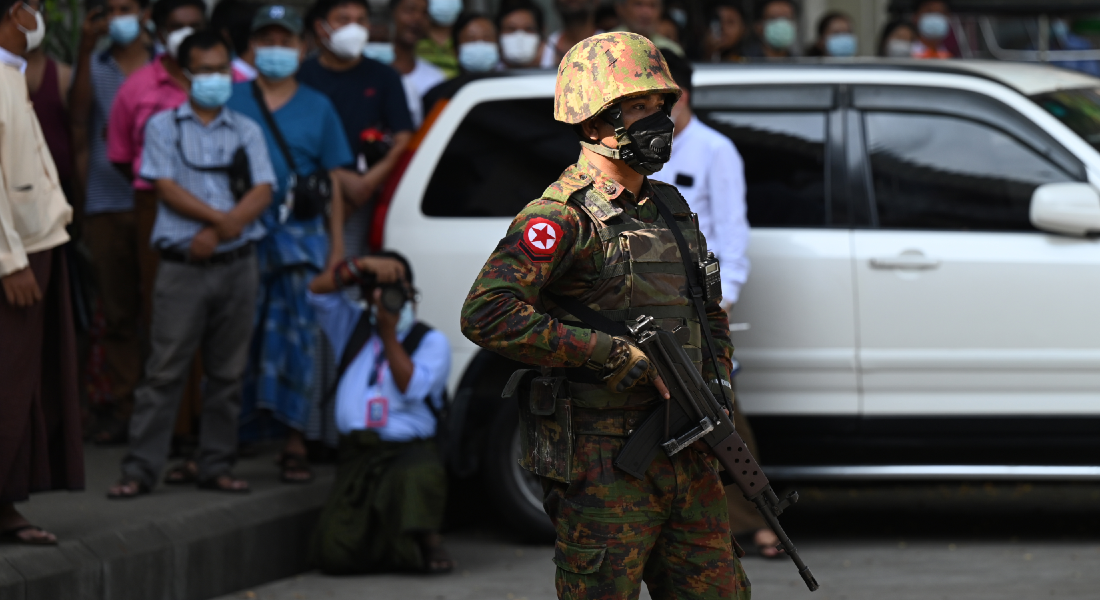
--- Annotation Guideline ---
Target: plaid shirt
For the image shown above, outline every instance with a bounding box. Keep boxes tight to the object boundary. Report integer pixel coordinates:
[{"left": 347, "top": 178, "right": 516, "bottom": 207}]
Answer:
[{"left": 139, "top": 102, "right": 275, "bottom": 253}]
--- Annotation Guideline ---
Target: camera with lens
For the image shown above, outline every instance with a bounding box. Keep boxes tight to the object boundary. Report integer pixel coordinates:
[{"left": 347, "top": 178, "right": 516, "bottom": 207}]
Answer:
[{"left": 358, "top": 271, "right": 410, "bottom": 313}]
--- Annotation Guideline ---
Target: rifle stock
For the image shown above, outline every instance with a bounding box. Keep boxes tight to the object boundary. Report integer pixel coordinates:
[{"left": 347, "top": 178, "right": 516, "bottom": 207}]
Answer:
[{"left": 628, "top": 315, "right": 820, "bottom": 592}]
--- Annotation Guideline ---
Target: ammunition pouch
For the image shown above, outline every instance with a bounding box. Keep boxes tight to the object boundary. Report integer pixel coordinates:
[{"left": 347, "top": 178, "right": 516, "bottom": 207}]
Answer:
[{"left": 503, "top": 370, "right": 574, "bottom": 483}]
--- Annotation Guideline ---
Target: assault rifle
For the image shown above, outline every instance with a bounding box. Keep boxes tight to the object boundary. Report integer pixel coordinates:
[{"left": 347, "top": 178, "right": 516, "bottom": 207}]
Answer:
[{"left": 615, "top": 315, "right": 819, "bottom": 592}]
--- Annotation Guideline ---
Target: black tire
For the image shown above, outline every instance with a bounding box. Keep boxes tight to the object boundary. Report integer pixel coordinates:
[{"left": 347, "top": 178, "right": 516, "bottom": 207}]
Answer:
[{"left": 482, "top": 397, "right": 556, "bottom": 542}]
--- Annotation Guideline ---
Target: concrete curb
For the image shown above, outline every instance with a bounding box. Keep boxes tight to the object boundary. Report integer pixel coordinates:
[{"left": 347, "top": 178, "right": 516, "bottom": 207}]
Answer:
[{"left": 0, "top": 482, "right": 329, "bottom": 600}]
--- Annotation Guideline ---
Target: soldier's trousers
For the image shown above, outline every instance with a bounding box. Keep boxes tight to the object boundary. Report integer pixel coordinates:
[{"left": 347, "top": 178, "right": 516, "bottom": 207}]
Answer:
[{"left": 543, "top": 431, "right": 751, "bottom": 600}]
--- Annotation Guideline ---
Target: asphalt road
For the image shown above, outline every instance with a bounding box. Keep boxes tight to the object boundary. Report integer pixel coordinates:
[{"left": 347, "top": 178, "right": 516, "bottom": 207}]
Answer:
[{"left": 216, "top": 482, "right": 1100, "bottom": 600}]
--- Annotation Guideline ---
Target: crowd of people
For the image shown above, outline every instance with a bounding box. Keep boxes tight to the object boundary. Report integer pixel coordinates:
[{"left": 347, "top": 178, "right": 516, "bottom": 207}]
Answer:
[{"left": 3, "top": 0, "right": 1098, "bottom": 572}]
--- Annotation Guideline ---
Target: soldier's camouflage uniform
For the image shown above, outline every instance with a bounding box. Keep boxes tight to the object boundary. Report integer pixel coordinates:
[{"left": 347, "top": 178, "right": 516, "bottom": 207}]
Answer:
[{"left": 460, "top": 32, "right": 751, "bottom": 600}]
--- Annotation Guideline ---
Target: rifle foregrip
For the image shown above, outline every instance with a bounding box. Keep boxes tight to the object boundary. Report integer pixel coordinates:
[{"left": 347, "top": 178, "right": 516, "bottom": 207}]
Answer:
[{"left": 711, "top": 431, "right": 771, "bottom": 499}]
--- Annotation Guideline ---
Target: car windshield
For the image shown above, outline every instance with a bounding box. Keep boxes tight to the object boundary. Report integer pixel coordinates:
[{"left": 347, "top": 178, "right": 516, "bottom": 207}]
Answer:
[{"left": 1031, "top": 87, "right": 1100, "bottom": 152}]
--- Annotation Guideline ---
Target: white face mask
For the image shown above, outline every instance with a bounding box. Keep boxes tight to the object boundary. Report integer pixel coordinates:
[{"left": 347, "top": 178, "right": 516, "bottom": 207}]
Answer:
[
  {"left": 325, "top": 22, "right": 369, "bottom": 59},
  {"left": 499, "top": 31, "right": 540, "bottom": 65},
  {"left": 14, "top": 4, "right": 46, "bottom": 52},
  {"left": 458, "top": 41, "right": 499, "bottom": 73},
  {"left": 165, "top": 26, "right": 194, "bottom": 60},
  {"left": 885, "top": 38, "right": 912, "bottom": 58}
]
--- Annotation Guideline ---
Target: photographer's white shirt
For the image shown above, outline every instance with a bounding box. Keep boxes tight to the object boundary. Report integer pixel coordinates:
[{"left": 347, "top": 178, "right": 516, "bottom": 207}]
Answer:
[{"left": 308, "top": 291, "right": 451, "bottom": 441}]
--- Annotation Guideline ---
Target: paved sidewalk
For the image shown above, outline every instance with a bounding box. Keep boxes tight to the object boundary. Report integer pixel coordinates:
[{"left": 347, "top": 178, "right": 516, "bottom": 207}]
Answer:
[
  {"left": 215, "top": 534, "right": 1100, "bottom": 600},
  {"left": 0, "top": 445, "right": 333, "bottom": 600}
]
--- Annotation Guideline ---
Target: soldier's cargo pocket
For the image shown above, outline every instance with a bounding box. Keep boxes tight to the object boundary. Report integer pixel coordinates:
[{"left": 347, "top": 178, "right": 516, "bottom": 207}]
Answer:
[
  {"left": 516, "top": 376, "right": 574, "bottom": 483},
  {"left": 553, "top": 539, "right": 607, "bottom": 574}
]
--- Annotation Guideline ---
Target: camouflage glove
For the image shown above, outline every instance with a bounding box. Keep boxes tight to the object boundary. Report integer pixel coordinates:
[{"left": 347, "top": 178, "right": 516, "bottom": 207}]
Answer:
[{"left": 600, "top": 337, "right": 655, "bottom": 393}]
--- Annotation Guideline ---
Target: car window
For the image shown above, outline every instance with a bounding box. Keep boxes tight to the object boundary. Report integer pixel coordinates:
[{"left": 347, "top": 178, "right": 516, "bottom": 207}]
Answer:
[
  {"left": 698, "top": 111, "right": 829, "bottom": 227},
  {"left": 864, "top": 112, "right": 1074, "bottom": 232},
  {"left": 422, "top": 98, "right": 578, "bottom": 218}
]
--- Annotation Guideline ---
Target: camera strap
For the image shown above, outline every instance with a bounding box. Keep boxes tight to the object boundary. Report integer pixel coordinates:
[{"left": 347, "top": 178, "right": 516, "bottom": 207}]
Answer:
[
  {"left": 173, "top": 106, "right": 236, "bottom": 172},
  {"left": 250, "top": 81, "right": 299, "bottom": 174}
]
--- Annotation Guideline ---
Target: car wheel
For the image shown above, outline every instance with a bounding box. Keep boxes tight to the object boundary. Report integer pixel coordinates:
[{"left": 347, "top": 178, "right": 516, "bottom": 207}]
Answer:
[{"left": 484, "top": 397, "right": 556, "bottom": 542}]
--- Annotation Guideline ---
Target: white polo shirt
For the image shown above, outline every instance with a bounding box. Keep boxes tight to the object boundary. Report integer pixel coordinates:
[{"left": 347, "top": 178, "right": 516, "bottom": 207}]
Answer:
[{"left": 657, "top": 115, "right": 751, "bottom": 305}]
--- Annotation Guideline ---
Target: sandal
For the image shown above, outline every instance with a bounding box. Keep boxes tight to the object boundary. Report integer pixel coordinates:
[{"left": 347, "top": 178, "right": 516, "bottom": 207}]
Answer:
[
  {"left": 0, "top": 525, "right": 58, "bottom": 546},
  {"left": 277, "top": 452, "right": 314, "bottom": 484},
  {"left": 107, "top": 477, "right": 151, "bottom": 500},
  {"left": 197, "top": 473, "right": 250, "bottom": 494},
  {"left": 418, "top": 534, "right": 455, "bottom": 574},
  {"left": 164, "top": 461, "right": 198, "bottom": 486}
]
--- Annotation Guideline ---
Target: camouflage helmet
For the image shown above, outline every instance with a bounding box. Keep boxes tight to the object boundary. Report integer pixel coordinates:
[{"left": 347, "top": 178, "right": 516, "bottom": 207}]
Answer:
[{"left": 554, "top": 32, "right": 682, "bottom": 125}]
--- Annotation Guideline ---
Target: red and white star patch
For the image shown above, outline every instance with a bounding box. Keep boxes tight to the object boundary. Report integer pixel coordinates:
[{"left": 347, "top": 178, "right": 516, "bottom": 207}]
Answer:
[{"left": 520, "top": 218, "right": 562, "bottom": 263}]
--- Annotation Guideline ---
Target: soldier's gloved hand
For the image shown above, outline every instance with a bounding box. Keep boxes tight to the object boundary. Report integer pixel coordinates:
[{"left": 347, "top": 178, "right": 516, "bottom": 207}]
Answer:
[{"left": 601, "top": 337, "right": 655, "bottom": 393}]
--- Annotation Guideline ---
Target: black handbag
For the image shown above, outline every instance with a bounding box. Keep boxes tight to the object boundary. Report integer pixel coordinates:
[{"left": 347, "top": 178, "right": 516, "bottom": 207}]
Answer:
[
  {"left": 251, "top": 82, "right": 333, "bottom": 221},
  {"left": 174, "top": 109, "right": 252, "bottom": 201}
]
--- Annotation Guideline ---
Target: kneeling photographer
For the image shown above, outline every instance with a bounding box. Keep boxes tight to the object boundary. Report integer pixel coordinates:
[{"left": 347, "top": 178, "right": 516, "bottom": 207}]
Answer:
[{"left": 306, "top": 252, "right": 454, "bottom": 574}]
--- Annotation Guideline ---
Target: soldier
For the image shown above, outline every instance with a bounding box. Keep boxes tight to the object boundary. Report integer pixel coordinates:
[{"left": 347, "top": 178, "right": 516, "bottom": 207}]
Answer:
[{"left": 460, "top": 32, "right": 751, "bottom": 600}]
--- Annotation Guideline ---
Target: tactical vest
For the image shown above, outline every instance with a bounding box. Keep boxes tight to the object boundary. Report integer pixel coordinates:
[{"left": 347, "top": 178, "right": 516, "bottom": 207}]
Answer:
[{"left": 547, "top": 182, "right": 708, "bottom": 410}]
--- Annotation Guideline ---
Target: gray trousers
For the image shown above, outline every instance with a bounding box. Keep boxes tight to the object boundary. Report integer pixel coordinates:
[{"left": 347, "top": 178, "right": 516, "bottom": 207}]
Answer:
[{"left": 122, "top": 254, "right": 259, "bottom": 487}]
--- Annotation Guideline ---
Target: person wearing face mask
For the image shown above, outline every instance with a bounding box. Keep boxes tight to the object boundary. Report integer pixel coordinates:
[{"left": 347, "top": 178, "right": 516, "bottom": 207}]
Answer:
[
  {"left": 225, "top": 4, "right": 354, "bottom": 485},
  {"left": 0, "top": 0, "right": 83, "bottom": 547},
  {"left": 299, "top": 0, "right": 414, "bottom": 261},
  {"left": 807, "top": 11, "right": 856, "bottom": 58},
  {"left": 745, "top": 0, "right": 799, "bottom": 59},
  {"left": 1046, "top": 16, "right": 1100, "bottom": 77},
  {"left": 460, "top": 32, "right": 750, "bottom": 599},
  {"left": 496, "top": 0, "right": 544, "bottom": 70},
  {"left": 390, "top": 0, "right": 446, "bottom": 128},
  {"left": 910, "top": 0, "right": 954, "bottom": 59},
  {"left": 70, "top": 0, "right": 153, "bottom": 447},
  {"left": 421, "top": 12, "right": 499, "bottom": 112},
  {"left": 107, "top": 0, "right": 230, "bottom": 476},
  {"left": 307, "top": 252, "right": 454, "bottom": 574},
  {"left": 877, "top": 19, "right": 917, "bottom": 58},
  {"left": 613, "top": 0, "right": 684, "bottom": 56},
  {"left": 416, "top": 0, "right": 460, "bottom": 78},
  {"left": 108, "top": 30, "right": 277, "bottom": 499}
]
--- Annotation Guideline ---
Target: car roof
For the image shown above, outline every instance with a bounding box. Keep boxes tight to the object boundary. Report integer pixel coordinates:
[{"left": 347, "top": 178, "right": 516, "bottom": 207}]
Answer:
[{"left": 690, "top": 59, "right": 1100, "bottom": 96}]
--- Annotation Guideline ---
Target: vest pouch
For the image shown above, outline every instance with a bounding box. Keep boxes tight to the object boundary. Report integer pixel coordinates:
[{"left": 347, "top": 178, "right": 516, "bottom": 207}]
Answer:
[{"left": 516, "top": 376, "right": 573, "bottom": 483}]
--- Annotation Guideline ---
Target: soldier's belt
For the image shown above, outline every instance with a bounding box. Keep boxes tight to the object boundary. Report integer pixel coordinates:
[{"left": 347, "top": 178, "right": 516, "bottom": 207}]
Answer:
[{"left": 571, "top": 407, "right": 653, "bottom": 437}]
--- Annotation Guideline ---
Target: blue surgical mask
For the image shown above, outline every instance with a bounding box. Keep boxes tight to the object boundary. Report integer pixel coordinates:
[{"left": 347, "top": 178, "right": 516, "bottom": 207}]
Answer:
[
  {"left": 109, "top": 14, "right": 141, "bottom": 46},
  {"left": 363, "top": 42, "right": 395, "bottom": 64},
  {"left": 458, "top": 41, "right": 499, "bottom": 73},
  {"left": 428, "top": 0, "right": 462, "bottom": 26},
  {"left": 1052, "top": 19, "right": 1070, "bottom": 42},
  {"left": 918, "top": 13, "right": 949, "bottom": 41},
  {"left": 825, "top": 33, "right": 857, "bottom": 57},
  {"left": 255, "top": 46, "right": 299, "bottom": 79},
  {"left": 763, "top": 18, "right": 796, "bottom": 50},
  {"left": 187, "top": 72, "right": 233, "bottom": 108}
]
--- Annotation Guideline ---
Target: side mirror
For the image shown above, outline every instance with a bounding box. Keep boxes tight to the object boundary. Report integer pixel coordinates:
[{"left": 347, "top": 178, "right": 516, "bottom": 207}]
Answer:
[{"left": 1029, "top": 182, "right": 1100, "bottom": 237}]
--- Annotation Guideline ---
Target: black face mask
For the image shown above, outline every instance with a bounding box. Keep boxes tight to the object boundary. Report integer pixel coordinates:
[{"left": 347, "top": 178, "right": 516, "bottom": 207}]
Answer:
[
  {"left": 580, "top": 103, "right": 676, "bottom": 176},
  {"left": 616, "top": 111, "right": 675, "bottom": 176}
]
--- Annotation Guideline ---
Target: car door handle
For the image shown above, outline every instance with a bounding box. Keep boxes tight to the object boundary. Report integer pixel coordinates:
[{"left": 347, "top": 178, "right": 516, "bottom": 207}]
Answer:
[{"left": 869, "top": 253, "right": 941, "bottom": 270}]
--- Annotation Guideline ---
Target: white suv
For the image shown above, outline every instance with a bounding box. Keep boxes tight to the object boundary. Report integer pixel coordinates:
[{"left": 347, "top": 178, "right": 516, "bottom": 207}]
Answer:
[{"left": 384, "top": 60, "right": 1100, "bottom": 537}]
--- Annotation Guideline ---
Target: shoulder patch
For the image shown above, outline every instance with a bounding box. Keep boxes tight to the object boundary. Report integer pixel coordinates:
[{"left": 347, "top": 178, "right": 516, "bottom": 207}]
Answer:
[{"left": 520, "top": 218, "right": 563, "bottom": 263}]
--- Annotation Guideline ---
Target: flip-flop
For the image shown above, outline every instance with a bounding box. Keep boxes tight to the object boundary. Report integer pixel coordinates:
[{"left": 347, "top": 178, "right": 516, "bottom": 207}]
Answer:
[
  {"left": 421, "top": 544, "right": 456, "bottom": 574},
  {"left": 1, "top": 525, "right": 58, "bottom": 546},
  {"left": 164, "top": 462, "right": 198, "bottom": 486},
  {"left": 277, "top": 452, "right": 315, "bottom": 484},
  {"left": 106, "top": 477, "right": 151, "bottom": 500},
  {"left": 197, "top": 474, "right": 251, "bottom": 494}
]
